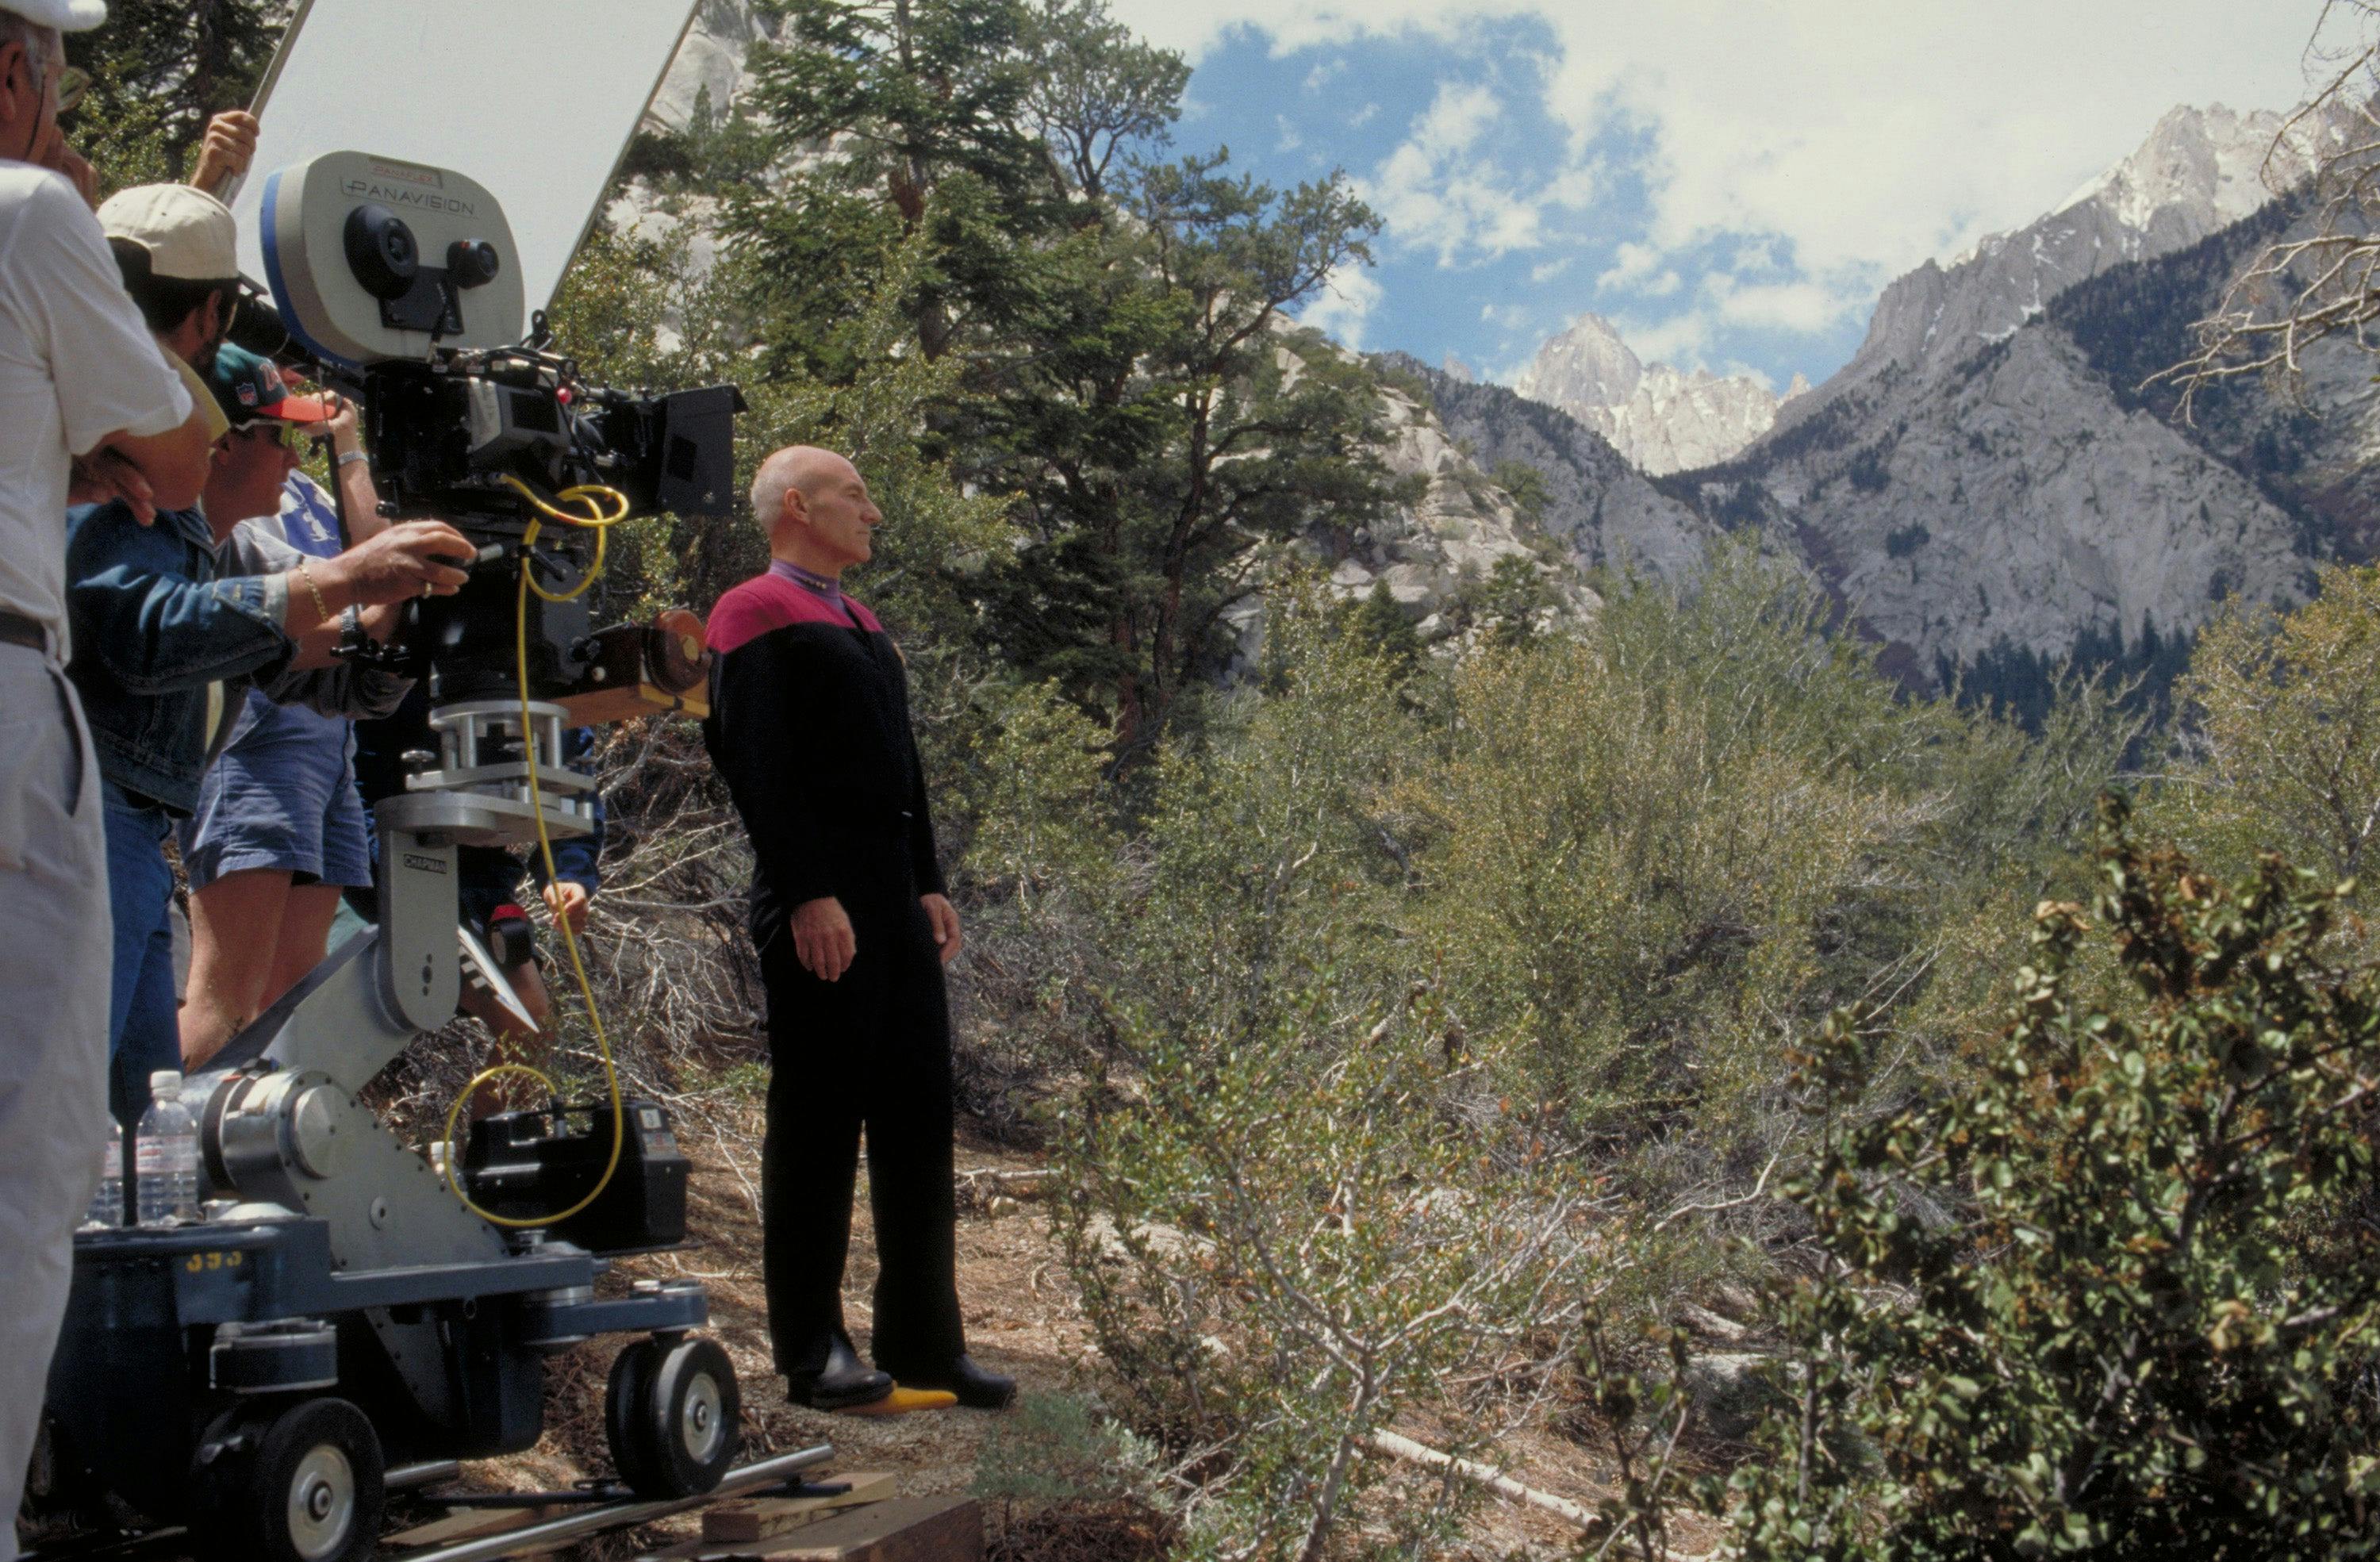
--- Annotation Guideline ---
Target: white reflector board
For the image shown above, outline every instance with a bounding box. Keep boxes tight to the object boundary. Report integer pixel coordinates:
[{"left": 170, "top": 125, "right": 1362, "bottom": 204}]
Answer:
[{"left": 229, "top": 0, "right": 700, "bottom": 317}]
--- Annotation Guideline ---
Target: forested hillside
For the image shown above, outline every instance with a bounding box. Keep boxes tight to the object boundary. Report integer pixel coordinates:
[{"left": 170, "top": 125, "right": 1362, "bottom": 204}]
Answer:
[{"left": 59, "top": 2, "right": 2380, "bottom": 1556}]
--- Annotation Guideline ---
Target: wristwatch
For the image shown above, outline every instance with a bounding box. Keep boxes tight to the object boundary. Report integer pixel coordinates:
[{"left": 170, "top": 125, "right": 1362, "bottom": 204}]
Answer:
[{"left": 336, "top": 449, "right": 369, "bottom": 468}]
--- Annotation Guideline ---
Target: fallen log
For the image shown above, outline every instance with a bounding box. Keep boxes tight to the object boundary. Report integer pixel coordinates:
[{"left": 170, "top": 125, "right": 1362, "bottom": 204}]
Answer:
[
  {"left": 1366, "top": 1432, "right": 1712, "bottom": 1560},
  {"left": 1365, "top": 1430, "right": 1592, "bottom": 1531},
  {"left": 952, "top": 1167, "right": 1057, "bottom": 1211}
]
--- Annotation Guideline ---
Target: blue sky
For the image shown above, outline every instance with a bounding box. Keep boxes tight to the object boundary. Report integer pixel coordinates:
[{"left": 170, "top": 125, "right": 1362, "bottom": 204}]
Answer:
[{"left": 1113, "top": 0, "right": 2341, "bottom": 391}]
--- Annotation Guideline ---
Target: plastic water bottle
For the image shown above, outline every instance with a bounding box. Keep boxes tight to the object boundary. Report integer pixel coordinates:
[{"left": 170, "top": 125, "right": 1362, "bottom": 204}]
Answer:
[
  {"left": 83, "top": 1119, "right": 123, "bottom": 1230},
  {"left": 135, "top": 1072, "right": 200, "bottom": 1226}
]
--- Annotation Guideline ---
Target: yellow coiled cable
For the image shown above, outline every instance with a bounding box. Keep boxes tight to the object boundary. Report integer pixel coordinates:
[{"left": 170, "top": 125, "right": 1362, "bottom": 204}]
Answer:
[{"left": 438, "top": 477, "right": 635, "bottom": 1227}]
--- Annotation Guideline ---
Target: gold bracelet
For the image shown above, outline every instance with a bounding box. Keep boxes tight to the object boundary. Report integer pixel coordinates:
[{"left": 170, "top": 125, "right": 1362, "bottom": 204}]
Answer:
[{"left": 295, "top": 558, "right": 332, "bottom": 623}]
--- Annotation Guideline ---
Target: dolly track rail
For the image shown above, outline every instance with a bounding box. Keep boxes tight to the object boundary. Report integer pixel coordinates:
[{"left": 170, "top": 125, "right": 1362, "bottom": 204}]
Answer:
[
  {"left": 22, "top": 1447, "right": 835, "bottom": 1562},
  {"left": 387, "top": 1445, "right": 834, "bottom": 1562}
]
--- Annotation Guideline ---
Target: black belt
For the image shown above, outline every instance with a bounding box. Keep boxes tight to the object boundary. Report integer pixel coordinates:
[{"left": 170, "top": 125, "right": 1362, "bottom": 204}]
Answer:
[{"left": 0, "top": 610, "right": 45, "bottom": 652}]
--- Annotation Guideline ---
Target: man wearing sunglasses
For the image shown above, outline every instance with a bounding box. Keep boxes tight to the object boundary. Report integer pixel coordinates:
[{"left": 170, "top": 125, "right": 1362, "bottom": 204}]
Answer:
[
  {"left": 0, "top": 3, "right": 217, "bottom": 1553},
  {"left": 178, "top": 387, "right": 405, "bottom": 1077}
]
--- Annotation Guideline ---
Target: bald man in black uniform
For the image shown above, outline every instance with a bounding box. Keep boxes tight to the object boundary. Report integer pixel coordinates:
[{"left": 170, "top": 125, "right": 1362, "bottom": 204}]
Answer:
[{"left": 702, "top": 446, "right": 1013, "bottom": 1411}]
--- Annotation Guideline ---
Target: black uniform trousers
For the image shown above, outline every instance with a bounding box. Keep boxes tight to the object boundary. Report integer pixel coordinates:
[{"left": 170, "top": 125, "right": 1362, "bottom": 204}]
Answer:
[{"left": 758, "top": 848, "right": 965, "bottom": 1380}]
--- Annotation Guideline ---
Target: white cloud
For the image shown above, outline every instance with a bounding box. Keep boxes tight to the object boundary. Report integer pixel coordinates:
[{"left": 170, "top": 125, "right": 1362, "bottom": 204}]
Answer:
[
  {"left": 1614, "top": 309, "right": 1716, "bottom": 370},
  {"left": 1592, "top": 242, "right": 1683, "bottom": 299},
  {"left": 1299, "top": 263, "right": 1385, "bottom": 347},
  {"left": 1303, "top": 59, "right": 1345, "bottom": 91},
  {"left": 1529, "top": 256, "right": 1572, "bottom": 283},
  {"left": 1115, "top": 0, "right": 2337, "bottom": 290},
  {"left": 1357, "top": 81, "right": 1549, "bottom": 264},
  {"left": 1348, "top": 102, "right": 1380, "bottom": 128},
  {"left": 1706, "top": 274, "right": 1868, "bottom": 335},
  {"left": 1412, "top": 78, "right": 1499, "bottom": 149},
  {"left": 1597, "top": 241, "right": 1656, "bottom": 287},
  {"left": 1602, "top": 269, "right": 1870, "bottom": 375},
  {"left": 1276, "top": 114, "right": 1304, "bottom": 151},
  {"left": 1540, "top": 161, "right": 1599, "bottom": 210},
  {"left": 1353, "top": 76, "right": 1600, "bottom": 267}
]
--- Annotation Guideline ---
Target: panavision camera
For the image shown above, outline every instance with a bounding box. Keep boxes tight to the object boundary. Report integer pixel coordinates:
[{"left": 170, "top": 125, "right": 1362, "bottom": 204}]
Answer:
[{"left": 248, "top": 149, "right": 739, "bottom": 711}]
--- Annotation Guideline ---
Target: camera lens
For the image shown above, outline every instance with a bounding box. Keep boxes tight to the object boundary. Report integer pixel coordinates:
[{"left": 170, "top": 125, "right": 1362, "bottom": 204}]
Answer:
[
  {"left": 447, "top": 240, "right": 501, "bottom": 290},
  {"left": 344, "top": 203, "right": 420, "bottom": 301}
]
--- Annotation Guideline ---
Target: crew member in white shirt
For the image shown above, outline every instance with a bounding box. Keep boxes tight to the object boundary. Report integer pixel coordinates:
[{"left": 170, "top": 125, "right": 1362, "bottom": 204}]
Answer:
[{"left": 0, "top": 1, "right": 213, "bottom": 1549}]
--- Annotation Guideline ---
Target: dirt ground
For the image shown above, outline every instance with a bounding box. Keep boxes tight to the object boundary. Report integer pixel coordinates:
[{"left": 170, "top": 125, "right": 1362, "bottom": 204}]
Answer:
[
  {"left": 459, "top": 1115, "right": 1092, "bottom": 1554},
  {"left": 441, "top": 1100, "right": 1722, "bottom": 1561}
]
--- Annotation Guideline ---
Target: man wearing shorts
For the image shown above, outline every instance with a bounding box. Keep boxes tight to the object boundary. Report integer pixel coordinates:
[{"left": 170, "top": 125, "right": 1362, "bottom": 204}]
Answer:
[{"left": 178, "top": 386, "right": 386, "bottom": 1067}]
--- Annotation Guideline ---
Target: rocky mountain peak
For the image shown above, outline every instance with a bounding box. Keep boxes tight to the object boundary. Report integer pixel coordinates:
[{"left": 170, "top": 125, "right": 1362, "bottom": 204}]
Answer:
[
  {"left": 1807, "top": 97, "right": 2353, "bottom": 419},
  {"left": 1511, "top": 314, "right": 1789, "bottom": 474},
  {"left": 2055, "top": 102, "right": 2320, "bottom": 239},
  {"left": 1513, "top": 313, "right": 1642, "bottom": 412}
]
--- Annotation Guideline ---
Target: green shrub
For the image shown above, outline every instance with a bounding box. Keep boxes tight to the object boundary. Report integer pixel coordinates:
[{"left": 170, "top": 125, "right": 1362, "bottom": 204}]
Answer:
[
  {"left": 1056, "top": 973, "right": 1587, "bottom": 1560},
  {"left": 973, "top": 1390, "right": 1173, "bottom": 1521},
  {"left": 1694, "top": 800, "right": 2380, "bottom": 1559}
]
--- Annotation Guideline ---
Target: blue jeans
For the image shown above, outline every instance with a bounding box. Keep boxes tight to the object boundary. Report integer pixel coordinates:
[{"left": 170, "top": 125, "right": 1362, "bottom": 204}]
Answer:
[{"left": 102, "top": 782, "right": 179, "bottom": 1126}]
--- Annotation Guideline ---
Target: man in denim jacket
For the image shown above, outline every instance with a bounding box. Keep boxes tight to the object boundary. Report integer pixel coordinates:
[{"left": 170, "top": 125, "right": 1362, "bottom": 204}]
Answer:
[{"left": 67, "top": 342, "right": 474, "bottom": 1123}]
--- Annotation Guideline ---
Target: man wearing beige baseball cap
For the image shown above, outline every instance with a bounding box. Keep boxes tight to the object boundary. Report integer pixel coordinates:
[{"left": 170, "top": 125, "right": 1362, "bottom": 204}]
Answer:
[
  {"left": 0, "top": 3, "right": 216, "bottom": 1552},
  {"left": 99, "top": 179, "right": 240, "bottom": 373}
]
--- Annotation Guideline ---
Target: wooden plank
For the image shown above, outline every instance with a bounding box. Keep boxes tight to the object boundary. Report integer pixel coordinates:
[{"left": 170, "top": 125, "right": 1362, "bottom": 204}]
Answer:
[
  {"left": 385, "top": 1503, "right": 563, "bottom": 1549},
  {"left": 699, "top": 1473, "right": 899, "bottom": 1543},
  {"left": 766, "top": 1495, "right": 981, "bottom": 1562}
]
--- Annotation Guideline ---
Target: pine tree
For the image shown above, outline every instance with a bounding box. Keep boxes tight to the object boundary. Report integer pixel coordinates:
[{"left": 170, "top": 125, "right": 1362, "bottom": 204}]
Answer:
[
  {"left": 728, "top": 0, "right": 1398, "bottom": 758},
  {"left": 1347, "top": 579, "right": 1420, "bottom": 674},
  {"left": 63, "top": 0, "right": 282, "bottom": 188}
]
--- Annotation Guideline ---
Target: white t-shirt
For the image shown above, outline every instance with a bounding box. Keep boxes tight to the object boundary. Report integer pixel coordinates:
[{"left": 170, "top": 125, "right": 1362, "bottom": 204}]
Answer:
[{"left": 0, "top": 160, "right": 193, "bottom": 660}]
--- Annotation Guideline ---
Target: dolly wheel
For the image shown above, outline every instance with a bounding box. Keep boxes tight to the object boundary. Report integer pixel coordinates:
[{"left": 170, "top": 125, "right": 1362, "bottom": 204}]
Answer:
[
  {"left": 605, "top": 1339, "right": 664, "bottom": 1495},
  {"left": 194, "top": 1397, "right": 385, "bottom": 1562},
  {"left": 606, "top": 1335, "right": 741, "bottom": 1499}
]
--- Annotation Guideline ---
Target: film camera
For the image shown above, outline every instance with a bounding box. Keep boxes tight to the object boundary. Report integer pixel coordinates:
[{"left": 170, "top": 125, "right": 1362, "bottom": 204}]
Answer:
[{"left": 248, "top": 149, "right": 739, "bottom": 708}]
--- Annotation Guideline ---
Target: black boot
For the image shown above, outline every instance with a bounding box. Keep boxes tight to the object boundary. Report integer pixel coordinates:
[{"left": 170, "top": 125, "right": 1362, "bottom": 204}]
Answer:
[
  {"left": 786, "top": 1335, "right": 894, "bottom": 1410},
  {"left": 885, "top": 1353, "right": 1015, "bottom": 1410}
]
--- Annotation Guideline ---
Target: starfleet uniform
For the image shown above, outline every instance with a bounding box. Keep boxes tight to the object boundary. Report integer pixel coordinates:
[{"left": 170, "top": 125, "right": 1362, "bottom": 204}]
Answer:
[{"left": 701, "top": 560, "right": 965, "bottom": 1381}]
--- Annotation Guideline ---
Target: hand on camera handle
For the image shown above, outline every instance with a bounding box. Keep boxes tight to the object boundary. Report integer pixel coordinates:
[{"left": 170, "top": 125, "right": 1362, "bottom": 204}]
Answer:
[
  {"left": 321, "top": 391, "right": 363, "bottom": 457},
  {"left": 312, "top": 519, "right": 475, "bottom": 612}
]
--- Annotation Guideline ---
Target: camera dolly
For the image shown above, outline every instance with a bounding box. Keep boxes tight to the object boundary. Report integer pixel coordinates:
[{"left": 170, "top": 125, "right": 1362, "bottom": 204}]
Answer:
[{"left": 27, "top": 701, "right": 782, "bottom": 1562}]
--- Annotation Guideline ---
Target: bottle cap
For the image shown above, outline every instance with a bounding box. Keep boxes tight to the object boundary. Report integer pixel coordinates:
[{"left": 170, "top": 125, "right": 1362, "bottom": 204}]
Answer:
[{"left": 149, "top": 1070, "right": 182, "bottom": 1093}]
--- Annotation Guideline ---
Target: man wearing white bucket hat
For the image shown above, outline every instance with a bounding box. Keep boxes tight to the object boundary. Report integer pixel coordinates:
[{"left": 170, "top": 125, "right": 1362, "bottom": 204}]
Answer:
[{"left": 0, "top": 0, "right": 214, "bottom": 1547}]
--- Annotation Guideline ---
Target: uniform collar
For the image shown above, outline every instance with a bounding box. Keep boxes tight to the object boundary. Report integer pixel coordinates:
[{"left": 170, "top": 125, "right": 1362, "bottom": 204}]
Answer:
[{"left": 768, "top": 558, "right": 842, "bottom": 602}]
